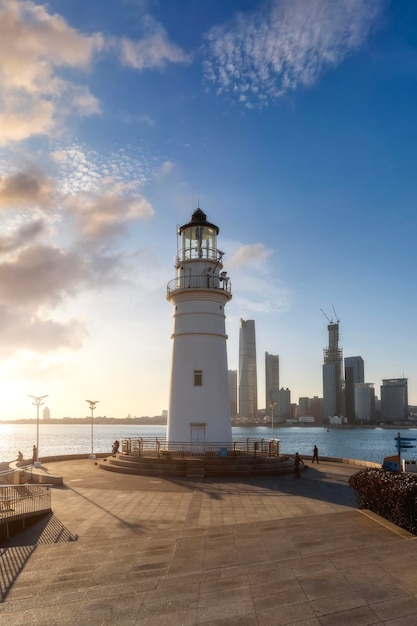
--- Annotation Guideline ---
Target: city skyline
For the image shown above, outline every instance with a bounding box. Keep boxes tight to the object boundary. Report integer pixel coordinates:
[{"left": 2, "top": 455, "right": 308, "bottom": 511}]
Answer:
[{"left": 0, "top": 1, "right": 416, "bottom": 421}]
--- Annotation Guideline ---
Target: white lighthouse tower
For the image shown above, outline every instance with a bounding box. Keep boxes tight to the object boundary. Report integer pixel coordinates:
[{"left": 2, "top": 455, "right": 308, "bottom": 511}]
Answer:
[{"left": 166, "top": 208, "right": 232, "bottom": 446}]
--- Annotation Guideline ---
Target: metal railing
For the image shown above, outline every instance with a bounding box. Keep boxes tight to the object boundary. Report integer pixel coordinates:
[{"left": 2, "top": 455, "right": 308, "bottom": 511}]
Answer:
[
  {"left": 121, "top": 437, "right": 279, "bottom": 458},
  {"left": 0, "top": 484, "right": 52, "bottom": 528},
  {"left": 167, "top": 274, "right": 232, "bottom": 295}
]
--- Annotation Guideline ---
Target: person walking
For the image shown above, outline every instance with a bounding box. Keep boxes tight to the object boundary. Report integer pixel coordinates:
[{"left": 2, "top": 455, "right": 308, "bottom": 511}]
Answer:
[{"left": 312, "top": 444, "right": 319, "bottom": 463}]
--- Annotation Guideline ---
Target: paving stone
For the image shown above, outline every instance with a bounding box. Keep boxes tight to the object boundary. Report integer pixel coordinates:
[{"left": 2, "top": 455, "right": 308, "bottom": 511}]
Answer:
[{"left": 1, "top": 458, "right": 417, "bottom": 626}]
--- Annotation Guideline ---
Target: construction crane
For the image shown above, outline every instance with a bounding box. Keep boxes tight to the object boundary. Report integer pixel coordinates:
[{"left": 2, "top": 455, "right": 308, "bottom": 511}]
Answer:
[
  {"left": 320, "top": 308, "right": 333, "bottom": 324},
  {"left": 321, "top": 306, "right": 340, "bottom": 325}
]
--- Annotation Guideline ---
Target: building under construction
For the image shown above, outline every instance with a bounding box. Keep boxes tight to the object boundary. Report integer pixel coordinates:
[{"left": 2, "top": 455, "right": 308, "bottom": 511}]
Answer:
[{"left": 322, "top": 311, "right": 344, "bottom": 421}]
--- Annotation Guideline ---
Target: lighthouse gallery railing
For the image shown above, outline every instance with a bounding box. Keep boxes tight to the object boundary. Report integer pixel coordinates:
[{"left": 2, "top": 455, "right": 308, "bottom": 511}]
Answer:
[{"left": 167, "top": 274, "right": 232, "bottom": 295}]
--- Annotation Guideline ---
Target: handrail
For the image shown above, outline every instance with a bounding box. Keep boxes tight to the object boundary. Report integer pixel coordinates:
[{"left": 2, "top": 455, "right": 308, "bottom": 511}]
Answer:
[
  {"left": 0, "top": 483, "right": 52, "bottom": 526},
  {"left": 167, "top": 274, "right": 232, "bottom": 295},
  {"left": 121, "top": 437, "right": 280, "bottom": 458}
]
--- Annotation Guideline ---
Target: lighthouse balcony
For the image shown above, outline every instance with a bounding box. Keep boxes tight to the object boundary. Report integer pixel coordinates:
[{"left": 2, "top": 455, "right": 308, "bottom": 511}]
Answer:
[{"left": 167, "top": 274, "right": 232, "bottom": 295}]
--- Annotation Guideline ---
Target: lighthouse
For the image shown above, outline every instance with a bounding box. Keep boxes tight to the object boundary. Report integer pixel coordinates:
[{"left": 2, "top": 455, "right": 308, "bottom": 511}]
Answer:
[{"left": 166, "top": 208, "right": 232, "bottom": 446}]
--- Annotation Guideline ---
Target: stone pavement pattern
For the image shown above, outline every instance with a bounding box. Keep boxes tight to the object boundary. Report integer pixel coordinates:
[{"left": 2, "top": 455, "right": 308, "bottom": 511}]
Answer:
[{"left": 1, "top": 459, "right": 417, "bottom": 625}]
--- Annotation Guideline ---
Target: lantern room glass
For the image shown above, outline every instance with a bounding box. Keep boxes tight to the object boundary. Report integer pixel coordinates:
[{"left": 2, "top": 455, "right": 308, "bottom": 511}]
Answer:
[{"left": 181, "top": 225, "right": 217, "bottom": 261}]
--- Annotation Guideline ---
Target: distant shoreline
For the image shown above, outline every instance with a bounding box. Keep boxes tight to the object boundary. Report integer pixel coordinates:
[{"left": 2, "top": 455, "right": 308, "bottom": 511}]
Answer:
[{"left": 0, "top": 418, "right": 415, "bottom": 430}]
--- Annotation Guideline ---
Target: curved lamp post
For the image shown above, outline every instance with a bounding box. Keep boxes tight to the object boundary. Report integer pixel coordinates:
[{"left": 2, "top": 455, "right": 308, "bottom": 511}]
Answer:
[
  {"left": 28, "top": 394, "right": 48, "bottom": 468},
  {"left": 86, "top": 400, "right": 99, "bottom": 459}
]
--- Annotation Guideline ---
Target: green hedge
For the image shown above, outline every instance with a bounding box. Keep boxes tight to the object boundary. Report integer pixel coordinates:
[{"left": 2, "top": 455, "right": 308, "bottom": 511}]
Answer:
[{"left": 349, "top": 468, "right": 417, "bottom": 535}]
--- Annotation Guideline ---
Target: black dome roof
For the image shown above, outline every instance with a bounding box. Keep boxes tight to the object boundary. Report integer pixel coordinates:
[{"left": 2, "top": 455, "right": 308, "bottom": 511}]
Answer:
[{"left": 179, "top": 208, "right": 219, "bottom": 234}]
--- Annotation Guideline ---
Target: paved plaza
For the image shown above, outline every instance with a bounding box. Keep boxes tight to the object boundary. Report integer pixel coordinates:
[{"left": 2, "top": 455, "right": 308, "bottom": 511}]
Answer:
[{"left": 1, "top": 459, "right": 417, "bottom": 625}]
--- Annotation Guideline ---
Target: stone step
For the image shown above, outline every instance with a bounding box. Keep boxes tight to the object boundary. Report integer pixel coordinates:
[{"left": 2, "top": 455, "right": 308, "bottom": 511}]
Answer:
[{"left": 99, "top": 453, "right": 295, "bottom": 478}]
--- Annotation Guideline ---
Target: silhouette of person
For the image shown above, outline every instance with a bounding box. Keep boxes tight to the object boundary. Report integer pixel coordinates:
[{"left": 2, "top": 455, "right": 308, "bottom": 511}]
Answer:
[
  {"left": 32, "top": 445, "right": 37, "bottom": 465},
  {"left": 312, "top": 445, "right": 319, "bottom": 463},
  {"left": 17, "top": 451, "right": 23, "bottom": 462},
  {"left": 294, "top": 452, "right": 301, "bottom": 478}
]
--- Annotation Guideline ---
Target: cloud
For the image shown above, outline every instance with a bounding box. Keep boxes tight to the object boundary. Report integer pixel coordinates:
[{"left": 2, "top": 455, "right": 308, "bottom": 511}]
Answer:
[
  {"left": 0, "top": 146, "right": 158, "bottom": 353},
  {"left": 0, "top": 219, "right": 47, "bottom": 253},
  {"left": 203, "top": 0, "right": 384, "bottom": 107},
  {"left": 0, "top": 3, "right": 190, "bottom": 144},
  {"left": 224, "top": 241, "right": 290, "bottom": 314},
  {"left": 119, "top": 15, "right": 190, "bottom": 69},
  {"left": 0, "top": 0, "right": 103, "bottom": 144},
  {"left": 0, "top": 169, "right": 54, "bottom": 209},
  {"left": 51, "top": 143, "right": 154, "bottom": 195},
  {"left": 228, "top": 243, "right": 271, "bottom": 268},
  {"left": 67, "top": 181, "right": 154, "bottom": 239},
  {"left": 155, "top": 160, "right": 175, "bottom": 177},
  {"left": 0, "top": 306, "right": 87, "bottom": 353},
  {"left": 0, "top": 243, "right": 90, "bottom": 307}
]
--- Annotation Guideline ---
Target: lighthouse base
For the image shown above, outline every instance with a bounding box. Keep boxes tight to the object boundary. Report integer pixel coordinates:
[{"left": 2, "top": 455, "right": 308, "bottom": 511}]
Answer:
[{"left": 99, "top": 450, "right": 295, "bottom": 479}]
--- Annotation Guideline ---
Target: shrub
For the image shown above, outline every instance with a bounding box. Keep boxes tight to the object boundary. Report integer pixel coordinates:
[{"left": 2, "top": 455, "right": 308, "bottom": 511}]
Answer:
[{"left": 349, "top": 468, "right": 417, "bottom": 535}]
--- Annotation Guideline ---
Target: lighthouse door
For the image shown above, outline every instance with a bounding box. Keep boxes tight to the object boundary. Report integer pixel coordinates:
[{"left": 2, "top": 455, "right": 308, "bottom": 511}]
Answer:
[{"left": 190, "top": 423, "right": 206, "bottom": 450}]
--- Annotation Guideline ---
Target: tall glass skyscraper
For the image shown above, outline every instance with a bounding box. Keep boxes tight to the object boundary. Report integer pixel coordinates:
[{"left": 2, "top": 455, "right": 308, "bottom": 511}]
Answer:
[
  {"left": 239, "top": 319, "right": 257, "bottom": 418},
  {"left": 265, "top": 352, "right": 279, "bottom": 415},
  {"left": 344, "top": 356, "right": 365, "bottom": 422}
]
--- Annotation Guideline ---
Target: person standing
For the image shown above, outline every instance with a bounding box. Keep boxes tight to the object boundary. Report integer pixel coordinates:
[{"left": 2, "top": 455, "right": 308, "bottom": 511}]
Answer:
[
  {"left": 294, "top": 452, "right": 301, "bottom": 478},
  {"left": 32, "top": 445, "right": 37, "bottom": 465},
  {"left": 312, "top": 445, "right": 319, "bottom": 463}
]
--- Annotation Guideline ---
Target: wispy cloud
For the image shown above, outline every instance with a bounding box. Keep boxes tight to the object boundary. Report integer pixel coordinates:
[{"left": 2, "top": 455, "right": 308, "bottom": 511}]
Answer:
[
  {"left": 203, "top": 0, "right": 384, "bottom": 107},
  {"left": 228, "top": 243, "right": 271, "bottom": 268},
  {"left": 226, "top": 241, "right": 291, "bottom": 315},
  {"left": 51, "top": 143, "right": 154, "bottom": 195},
  {"left": 118, "top": 15, "right": 190, "bottom": 70}
]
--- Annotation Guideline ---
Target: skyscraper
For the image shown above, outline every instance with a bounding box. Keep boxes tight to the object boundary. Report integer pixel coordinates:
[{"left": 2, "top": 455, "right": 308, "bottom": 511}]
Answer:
[
  {"left": 228, "top": 370, "right": 238, "bottom": 417},
  {"left": 355, "top": 383, "right": 375, "bottom": 423},
  {"left": 380, "top": 378, "right": 408, "bottom": 423},
  {"left": 276, "top": 388, "right": 291, "bottom": 420},
  {"left": 322, "top": 319, "right": 343, "bottom": 420},
  {"left": 344, "top": 356, "right": 365, "bottom": 423},
  {"left": 239, "top": 319, "right": 257, "bottom": 419},
  {"left": 265, "top": 352, "right": 279, "bottom": 415}
]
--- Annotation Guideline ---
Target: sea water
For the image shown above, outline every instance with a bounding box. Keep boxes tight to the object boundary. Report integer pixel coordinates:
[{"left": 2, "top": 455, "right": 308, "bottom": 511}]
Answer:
[{"left": 1, "top": 423, "right": 415, "bottom": 465}]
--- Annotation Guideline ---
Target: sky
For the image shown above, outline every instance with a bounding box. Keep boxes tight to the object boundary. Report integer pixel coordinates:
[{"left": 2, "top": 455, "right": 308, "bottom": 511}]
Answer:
[{"left": 0, "top": 0, "right": 416, "bottom": 420}]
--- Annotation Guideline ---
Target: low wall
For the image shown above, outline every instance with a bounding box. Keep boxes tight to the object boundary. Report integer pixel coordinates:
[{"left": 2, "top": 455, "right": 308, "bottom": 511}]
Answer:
[
  {"left": 303, "top": 454, "right": 381, "bottom": 468},
  {"left": 8, "top": 453, "right": 110, "bottom": 486}
]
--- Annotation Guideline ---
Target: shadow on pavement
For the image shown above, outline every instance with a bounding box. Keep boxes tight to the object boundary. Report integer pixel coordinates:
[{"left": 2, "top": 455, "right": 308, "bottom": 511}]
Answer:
[{"left": 1, "top": 513, "right": 77, "bottom": 602}]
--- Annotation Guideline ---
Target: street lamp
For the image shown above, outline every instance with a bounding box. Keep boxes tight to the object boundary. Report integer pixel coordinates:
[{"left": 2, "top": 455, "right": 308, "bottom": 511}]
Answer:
[
  {"left": 28, "top": 394, "right": 48, "bottom": 468},
  {"left": 86, "top": 400, "right": 99, "bottom": 459},
  {"left": 269, "top": 402, "right": 277, "bottom": 442}
]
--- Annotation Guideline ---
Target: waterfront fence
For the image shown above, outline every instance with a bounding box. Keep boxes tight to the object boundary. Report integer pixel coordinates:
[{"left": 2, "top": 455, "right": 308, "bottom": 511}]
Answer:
[{"left": 121, "top": 437, "right": 280, "bottom": 458}]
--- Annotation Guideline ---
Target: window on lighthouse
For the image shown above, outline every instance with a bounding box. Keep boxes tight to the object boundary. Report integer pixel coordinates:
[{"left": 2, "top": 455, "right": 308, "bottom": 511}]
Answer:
[{"left": 194, "top": 370, "right": 203, "bottom": 386}]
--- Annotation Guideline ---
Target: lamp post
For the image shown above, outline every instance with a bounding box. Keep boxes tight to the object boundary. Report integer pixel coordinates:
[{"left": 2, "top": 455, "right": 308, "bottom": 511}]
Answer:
[
  {"left": 28, "top": 395, "right": 48, "bottom": 468},
  {"left": 86, "top": 400, "right": 99, "bottom": 459},
  {"left": 269, "top": 402, "right": 277, "bottom": 441}
]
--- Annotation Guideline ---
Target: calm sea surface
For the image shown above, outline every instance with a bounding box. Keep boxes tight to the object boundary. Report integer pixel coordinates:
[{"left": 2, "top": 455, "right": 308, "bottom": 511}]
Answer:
[{"left": 1, "top": 423, "right": 416, "bottom": 465}]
